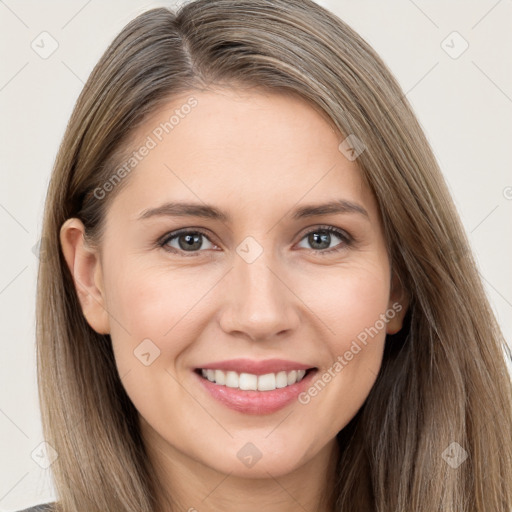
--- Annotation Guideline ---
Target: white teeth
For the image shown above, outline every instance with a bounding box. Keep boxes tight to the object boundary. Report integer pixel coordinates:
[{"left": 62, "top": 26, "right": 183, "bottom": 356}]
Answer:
[
  {"left": 239, "top": 373, "right": 258, "bottom": 390},
  {"left": 199, "top": 368, "right": 311, "bottom": 391},
  {"left": 258, "top": 373, "right": 276, "bottom": 391},
  {"left": 225, "top": 371, "right": 238, "bottom": 388},
  {"left": 287, "top": 370, "right": 297, "bottom": 385},
  {"left": 214, "top": 369, "right": 225, "bottom": 385},
  {"left": 275, "top": 371, "right": 288, "bottom": 388}
]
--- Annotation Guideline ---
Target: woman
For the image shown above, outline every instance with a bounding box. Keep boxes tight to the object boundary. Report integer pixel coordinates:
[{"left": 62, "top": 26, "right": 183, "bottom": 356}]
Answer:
[{"left": 24, "top": 0, "right": 512, "bottom": 510}]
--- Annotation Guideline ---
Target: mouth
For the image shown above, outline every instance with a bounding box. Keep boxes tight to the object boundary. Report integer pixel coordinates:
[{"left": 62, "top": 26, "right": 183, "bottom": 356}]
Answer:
[
  {"left": 194, "top": 367, "right": 318, "bottom": 392},
  {"left": 193, "top": 366, "right": 318, "bottom": 415}
]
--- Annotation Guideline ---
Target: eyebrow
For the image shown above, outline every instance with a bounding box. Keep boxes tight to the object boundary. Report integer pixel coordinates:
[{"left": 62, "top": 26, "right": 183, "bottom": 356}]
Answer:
[{"left": 137, "top": 199, "right": 370, "bottom": 222}]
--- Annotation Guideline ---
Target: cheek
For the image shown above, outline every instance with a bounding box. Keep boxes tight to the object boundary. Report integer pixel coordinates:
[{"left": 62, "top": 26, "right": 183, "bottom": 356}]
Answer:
[
  {"left": 105, "top": 267, "right": 204, "bottom": 424},
  {"left": 300, "top": 260, "right": 391, "bottom": 347},
  {"left": 334, "top": 275, "right": 390, "bottom": 345},
  {"left": 296, "top": 263, "right": 390, "bottom": 428},
  {"left": 105, "top": 262, "right": 217, "bottom": 370},
  {"left": 332, "top": 264, "right": 390, "bottom": 369}
]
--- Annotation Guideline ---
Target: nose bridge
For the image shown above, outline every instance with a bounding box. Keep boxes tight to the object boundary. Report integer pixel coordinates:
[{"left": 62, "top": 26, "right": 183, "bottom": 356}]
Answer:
[{"left": 219, "top": 235, "right": 297, "bottom": 339}]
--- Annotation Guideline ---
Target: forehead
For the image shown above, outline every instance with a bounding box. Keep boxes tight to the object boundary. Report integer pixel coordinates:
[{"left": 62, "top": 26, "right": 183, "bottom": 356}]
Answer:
[{"left": 106, "top": 87, "right": 377, "bottom": 223}]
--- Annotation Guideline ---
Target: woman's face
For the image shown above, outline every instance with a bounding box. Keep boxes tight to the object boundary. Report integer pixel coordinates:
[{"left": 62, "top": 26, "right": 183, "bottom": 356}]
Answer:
[{"left": 61, "top": 87, "right": 407, "bottom": 481}]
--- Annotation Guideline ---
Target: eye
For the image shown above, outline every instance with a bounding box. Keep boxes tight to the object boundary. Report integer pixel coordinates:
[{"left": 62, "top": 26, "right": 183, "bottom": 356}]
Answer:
[
  {"left": 159, "top": 229, "right": 216, "bottom": 255},
  {"left": 296, "top": 225, "right": 353, "bottom": 255}
]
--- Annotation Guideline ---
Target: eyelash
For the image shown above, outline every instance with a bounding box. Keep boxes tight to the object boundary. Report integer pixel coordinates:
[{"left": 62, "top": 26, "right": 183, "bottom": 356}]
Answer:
[{"left": 157, "top": 225, "right": 354, "bottom": 258}]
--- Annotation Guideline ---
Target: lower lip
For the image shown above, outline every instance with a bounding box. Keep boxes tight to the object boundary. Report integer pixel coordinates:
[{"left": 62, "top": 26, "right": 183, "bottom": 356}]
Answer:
[{"left": 193, "top": 369, "right": 318, "bottom": 415}]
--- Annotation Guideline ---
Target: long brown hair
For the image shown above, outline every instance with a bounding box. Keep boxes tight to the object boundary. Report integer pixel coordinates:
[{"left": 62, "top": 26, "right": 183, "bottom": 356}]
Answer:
[{"left": 36, "top": 1, "right": 512, "bottom": 510}]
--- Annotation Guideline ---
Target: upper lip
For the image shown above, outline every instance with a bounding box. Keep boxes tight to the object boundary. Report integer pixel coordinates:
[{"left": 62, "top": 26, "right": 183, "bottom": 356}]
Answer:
[{"left": 196, "top": 358, "right": 316, "bottom": 376}]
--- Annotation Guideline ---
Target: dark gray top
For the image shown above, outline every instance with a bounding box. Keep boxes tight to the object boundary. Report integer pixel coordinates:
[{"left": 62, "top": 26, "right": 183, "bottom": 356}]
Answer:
[{"left": 16, "top": 504, "right": 54, "bottom": 512}]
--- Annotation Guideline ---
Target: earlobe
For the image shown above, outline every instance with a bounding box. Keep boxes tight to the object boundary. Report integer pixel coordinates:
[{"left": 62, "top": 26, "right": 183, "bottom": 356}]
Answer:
[
  {"left": 386, "top": 270, "right": 409, "bottom": 335},
  {"left": 59, "top": 218, "right": 110, "bottom": 335}
]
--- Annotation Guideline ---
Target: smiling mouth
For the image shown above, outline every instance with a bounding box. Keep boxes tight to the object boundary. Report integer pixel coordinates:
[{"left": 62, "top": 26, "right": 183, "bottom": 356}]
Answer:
[{"left": 194, "top": 367, "right": 317, "bottom": 392}]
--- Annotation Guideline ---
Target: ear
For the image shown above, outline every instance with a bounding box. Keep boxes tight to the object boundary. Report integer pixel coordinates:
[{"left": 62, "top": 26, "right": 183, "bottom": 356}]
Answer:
[
  {"left": 386, "top": 270, "right": 409, "bottom": 335},
  {"left": 59, "top": 218, "right": 110, "bottom": 335}
]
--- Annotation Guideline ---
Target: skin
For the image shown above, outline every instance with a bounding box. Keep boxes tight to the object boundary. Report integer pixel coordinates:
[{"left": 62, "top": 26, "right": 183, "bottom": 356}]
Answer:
[{"left": 60, "top": 87, "right": 408, "bottom": 512}]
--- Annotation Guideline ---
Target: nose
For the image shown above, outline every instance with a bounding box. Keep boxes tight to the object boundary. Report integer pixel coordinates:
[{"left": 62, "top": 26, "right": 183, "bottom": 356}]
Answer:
[{"left": 218, "top": 243, "right": 300, "bottom": 342}]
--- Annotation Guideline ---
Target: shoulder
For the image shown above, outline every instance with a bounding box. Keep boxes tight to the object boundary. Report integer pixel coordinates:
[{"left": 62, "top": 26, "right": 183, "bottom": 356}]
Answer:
[{"left": 15, "top": 504, "right": 55, "bottom": 512}]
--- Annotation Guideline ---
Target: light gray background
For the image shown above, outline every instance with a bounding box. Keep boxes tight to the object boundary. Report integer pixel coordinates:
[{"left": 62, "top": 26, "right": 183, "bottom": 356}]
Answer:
[{"left": 1, "top": 0, "right": 511, "bottom": 509}]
